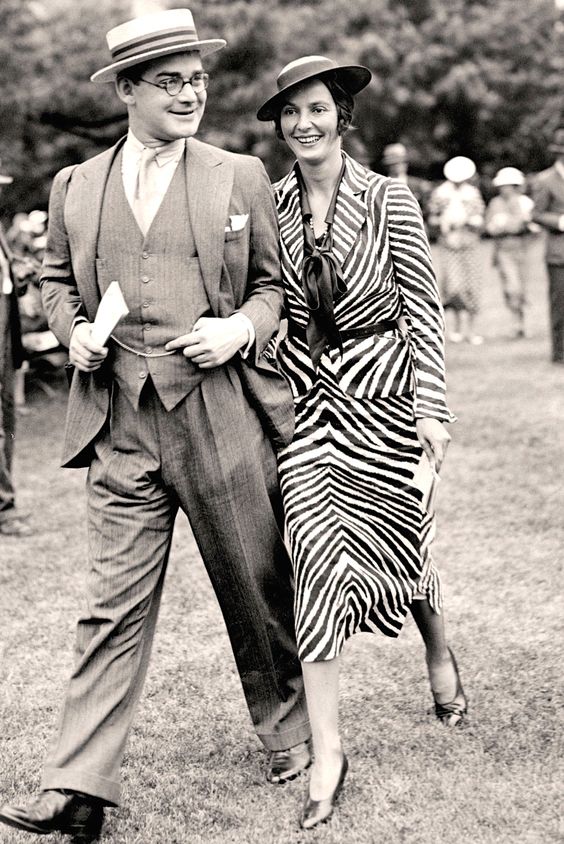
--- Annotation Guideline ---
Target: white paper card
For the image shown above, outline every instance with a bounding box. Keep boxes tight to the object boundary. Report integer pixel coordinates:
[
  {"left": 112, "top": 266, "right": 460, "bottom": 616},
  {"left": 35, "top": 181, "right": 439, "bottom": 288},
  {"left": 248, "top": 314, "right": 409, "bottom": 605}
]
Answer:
[
  {"left": 412, "top": 453, "right": 441, "bottom": 514},
  {"left": 91, "top": 281, "right": 129, "bottom": 346}
]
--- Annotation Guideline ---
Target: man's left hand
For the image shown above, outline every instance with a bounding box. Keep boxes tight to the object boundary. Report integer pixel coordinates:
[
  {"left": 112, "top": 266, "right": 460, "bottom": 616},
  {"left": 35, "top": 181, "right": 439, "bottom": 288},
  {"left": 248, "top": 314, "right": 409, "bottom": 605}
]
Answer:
[
  {"left": 165, "top": 315, "right": 249, "bottom": 369},
  {"left": 416, "top": 417, "right": 451, "bottom": 472}
]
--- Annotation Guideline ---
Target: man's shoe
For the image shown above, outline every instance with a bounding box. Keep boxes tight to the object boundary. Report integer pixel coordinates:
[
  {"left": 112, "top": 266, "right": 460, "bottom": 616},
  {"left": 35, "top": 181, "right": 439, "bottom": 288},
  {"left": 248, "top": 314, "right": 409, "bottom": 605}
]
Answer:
[
  {"left": 266, "top": 740, "right": 312, "bottom": 784},
  {"left": 0, "top": 790, "right": 104, "bottom": 841}
]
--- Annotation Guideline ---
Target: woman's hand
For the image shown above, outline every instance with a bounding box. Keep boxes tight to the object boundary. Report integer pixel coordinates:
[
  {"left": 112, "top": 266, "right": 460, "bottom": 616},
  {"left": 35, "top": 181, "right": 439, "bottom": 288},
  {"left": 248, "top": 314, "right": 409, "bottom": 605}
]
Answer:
[{"left": 416, "top": 418, "right": 451, "bottom": 472}]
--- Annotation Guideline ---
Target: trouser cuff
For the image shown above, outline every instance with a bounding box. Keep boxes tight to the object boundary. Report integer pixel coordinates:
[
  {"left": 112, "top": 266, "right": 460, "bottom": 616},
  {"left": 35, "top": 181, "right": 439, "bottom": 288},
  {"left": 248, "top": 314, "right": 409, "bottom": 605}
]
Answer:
[
  {"left": 41, "top": 767, "right": 119, "bottom": 807},
  {"left": 257, "top": 720, "right": 311, "bottom": 752}
]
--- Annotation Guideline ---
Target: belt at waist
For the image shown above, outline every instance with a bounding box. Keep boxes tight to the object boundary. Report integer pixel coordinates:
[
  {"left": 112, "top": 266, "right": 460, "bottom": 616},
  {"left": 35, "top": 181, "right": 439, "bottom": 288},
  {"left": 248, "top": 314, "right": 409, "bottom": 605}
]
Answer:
[{"left": 339, "top": 320, "right": 398, "bottom": 341}]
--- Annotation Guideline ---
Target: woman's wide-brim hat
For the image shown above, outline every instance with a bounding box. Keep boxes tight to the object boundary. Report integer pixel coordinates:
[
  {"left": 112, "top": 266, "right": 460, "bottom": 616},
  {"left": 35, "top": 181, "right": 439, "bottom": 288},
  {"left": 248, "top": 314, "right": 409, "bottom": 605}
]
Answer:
[
  {"left": 256, "top": 55, "right": 372, "bottom": 122},
  {"left": 443, "top": 155, "right": 476, "bottom": 183},
  {"left": 90, "top": 8, "right": 226, "bottom": 84},
  {"left": 548, "top": 127, "right": 564, "bottom": 154},
  {"left": 0, "top": 158, "right": 13, "bottom": 185},
  {"left": 492, "top": 166, "right": 525, "bottom": 187}
]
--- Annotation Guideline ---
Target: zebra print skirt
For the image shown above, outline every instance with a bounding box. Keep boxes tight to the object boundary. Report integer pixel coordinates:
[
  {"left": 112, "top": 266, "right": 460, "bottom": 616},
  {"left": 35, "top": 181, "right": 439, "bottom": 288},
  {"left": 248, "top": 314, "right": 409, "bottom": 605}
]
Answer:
[{"left": 278, "top": 377, "right": 442, "bottom": 662}]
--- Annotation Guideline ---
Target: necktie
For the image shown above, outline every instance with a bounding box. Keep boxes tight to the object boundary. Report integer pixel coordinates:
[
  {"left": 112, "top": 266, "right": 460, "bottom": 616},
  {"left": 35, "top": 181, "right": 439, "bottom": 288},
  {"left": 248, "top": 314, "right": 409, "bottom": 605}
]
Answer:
[{"left": 132, "top": 147, "right": 160, "bottom": 236}]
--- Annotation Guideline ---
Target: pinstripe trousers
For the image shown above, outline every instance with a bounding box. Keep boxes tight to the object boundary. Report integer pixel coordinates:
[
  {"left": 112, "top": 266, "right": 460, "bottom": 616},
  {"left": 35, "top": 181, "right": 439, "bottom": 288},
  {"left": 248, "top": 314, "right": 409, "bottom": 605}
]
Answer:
[{"left": 41, "top": 367, "right": 309, "bottom": 805}]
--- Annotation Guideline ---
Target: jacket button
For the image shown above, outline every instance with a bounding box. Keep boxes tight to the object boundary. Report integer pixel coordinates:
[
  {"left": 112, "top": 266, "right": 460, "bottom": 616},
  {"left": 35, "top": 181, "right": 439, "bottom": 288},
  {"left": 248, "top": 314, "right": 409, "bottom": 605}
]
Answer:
[
  {"left": 142, "top": 301, "right": 150, "bottom": 308},
  {"left": 139, "top": 371, "right": 147, "bottom": 379},
  {"left": 144, "top": 323, "right": 152, "bottom": 331},
  {"left": 141, "top": 275, "right": 150, "bottom": 283},
  {"left": 142, "top": 251, "right": 149, "bottom": 259}
]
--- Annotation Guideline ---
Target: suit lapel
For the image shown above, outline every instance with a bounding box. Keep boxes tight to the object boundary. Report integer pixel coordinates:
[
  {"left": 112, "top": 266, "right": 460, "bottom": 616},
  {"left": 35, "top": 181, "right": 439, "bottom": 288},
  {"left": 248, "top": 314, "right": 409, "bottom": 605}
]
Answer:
[
  {"left": 331, "top": 153, "right": 368, "bottom": 266},
  {"left": 186, "top": 138, "right": 233, "bottom": 315},
  {"left": 65, "top": 139, "right": 125, "bottom": 318}
]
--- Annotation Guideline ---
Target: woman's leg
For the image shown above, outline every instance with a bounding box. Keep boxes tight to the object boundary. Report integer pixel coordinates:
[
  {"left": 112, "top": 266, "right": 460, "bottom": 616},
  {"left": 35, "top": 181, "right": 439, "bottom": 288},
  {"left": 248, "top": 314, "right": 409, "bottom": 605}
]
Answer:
[
  {"left": 301, "top": 657, "right": 344, "bottom": 799},
  {"left": 409, "top": 599, "right": 458, "bottom": 703}
]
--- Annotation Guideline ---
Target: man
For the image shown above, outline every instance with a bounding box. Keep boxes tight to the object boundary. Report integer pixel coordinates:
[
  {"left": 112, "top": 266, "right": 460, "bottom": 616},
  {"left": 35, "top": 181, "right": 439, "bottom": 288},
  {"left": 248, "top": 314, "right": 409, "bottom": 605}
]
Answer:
[
  {"left": 532, "top": 127, "right": 564, "bottom": 364},
  {"left": 0, "top": 9, "right": 310, "bottom": 841},
  {"left": 0, "top": 161, "right": 33, "bottom": 537}
]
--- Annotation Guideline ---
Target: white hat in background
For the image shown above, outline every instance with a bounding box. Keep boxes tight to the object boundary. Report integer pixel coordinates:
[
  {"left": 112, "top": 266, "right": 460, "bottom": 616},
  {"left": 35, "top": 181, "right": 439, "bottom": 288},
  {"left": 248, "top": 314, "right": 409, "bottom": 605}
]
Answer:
[
  {"left": 492, "top": 166, "right": 525, "bottom": 187},
  {"left": 443, "top": 156, "right": 476, "bottom": 183}
]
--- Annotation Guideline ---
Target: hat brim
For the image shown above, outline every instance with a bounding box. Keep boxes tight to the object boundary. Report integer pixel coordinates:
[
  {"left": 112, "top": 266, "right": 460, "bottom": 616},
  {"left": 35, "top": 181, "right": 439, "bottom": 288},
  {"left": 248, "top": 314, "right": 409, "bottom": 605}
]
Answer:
[
  {"left": 0, "top": 175, "right": 13, "bottom": 184},
  {"left": 256, "top": 65, "right": 371, "bottom": 122},
  {"left": 90, "top": 39, "right": 226, "bottom": 83}
]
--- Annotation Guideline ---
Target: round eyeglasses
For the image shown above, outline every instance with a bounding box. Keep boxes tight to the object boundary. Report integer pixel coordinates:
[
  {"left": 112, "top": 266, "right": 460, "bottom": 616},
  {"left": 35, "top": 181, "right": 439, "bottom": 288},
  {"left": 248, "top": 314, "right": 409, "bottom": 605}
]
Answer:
[{"left": 138, "top": 73, "right": 210, "bottom": 96}]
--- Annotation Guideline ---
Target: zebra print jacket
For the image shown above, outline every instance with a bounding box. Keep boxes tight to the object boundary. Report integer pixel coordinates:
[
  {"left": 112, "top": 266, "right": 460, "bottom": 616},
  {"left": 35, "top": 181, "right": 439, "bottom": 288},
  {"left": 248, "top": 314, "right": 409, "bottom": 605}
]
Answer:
[{"left": 273, "top": 152, "right": 455, "bottom": 423}]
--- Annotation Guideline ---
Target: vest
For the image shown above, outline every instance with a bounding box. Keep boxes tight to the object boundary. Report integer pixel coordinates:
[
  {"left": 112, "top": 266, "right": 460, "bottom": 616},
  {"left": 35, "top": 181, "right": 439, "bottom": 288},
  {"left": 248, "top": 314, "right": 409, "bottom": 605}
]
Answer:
[{"left": 96, "top": 150, "right": 212, "bottom": 410}]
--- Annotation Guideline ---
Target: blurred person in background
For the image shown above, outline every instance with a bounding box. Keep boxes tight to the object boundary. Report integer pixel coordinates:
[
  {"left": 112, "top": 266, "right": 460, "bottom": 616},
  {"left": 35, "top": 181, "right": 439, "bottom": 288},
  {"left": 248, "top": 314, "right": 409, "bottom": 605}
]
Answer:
[
  {"left": 428, "top": 156, "right": 485, "bottom": 344},
  {"left": 531, "top": 127, "right": 564, "bottom": 364},
  {"left": 257, "top": 55, "right": 466, "bottom": 831},
  {"left": 0, "top": 161, "right": 34, "bottom": 537},
  {"left": 485, "top": 167, "right": 537, "bottom": 339},
  {"left": 381, "top": 142, "right": 433, "bottom": 228}
]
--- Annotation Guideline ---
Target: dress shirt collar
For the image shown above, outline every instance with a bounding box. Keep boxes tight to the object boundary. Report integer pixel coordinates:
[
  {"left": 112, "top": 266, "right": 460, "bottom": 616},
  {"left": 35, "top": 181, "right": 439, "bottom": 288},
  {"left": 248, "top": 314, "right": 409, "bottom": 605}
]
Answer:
[{"left": 124, "top": 129, "right": 186, "bottom": 168}]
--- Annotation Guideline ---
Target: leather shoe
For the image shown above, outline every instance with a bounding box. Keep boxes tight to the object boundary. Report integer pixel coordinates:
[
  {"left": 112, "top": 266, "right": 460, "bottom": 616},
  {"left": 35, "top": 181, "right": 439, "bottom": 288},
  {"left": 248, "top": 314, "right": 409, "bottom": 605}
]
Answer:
[
  {"left": 266, "top": 740, "right": 312, "bottom": 784},
  {"left": 300, "top": 753, "right": 348, "bottom": 830},
  {"left": 0, "top": 790, "right": 104, "bottom": 841}
]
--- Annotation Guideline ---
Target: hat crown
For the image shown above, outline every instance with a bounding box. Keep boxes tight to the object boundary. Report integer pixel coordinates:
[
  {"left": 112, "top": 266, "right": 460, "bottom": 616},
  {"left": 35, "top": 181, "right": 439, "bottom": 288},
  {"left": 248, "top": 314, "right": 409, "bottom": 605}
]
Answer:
[
  {"left": 276, "top": 56, "right": 338, "bottom": 92},
  {"left": 107, "top": 8, "right": 197, "bottom": 53}
]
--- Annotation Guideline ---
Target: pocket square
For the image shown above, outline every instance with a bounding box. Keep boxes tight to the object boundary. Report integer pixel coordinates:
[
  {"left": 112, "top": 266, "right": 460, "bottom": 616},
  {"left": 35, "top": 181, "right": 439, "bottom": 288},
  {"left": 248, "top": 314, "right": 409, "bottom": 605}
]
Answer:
[{"left": 225, "top": 214, "right": 249, "bottom": 233}]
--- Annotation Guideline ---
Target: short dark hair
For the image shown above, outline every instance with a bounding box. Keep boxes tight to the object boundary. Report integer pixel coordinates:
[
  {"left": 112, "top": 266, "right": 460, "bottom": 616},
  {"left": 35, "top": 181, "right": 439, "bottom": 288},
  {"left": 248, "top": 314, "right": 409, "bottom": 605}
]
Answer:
[
  {"left": 272, "top": 71, "right": 355, "bottom": 140},
  {"left": 116, "top": 59, "right": 156, "bottom": 85}
]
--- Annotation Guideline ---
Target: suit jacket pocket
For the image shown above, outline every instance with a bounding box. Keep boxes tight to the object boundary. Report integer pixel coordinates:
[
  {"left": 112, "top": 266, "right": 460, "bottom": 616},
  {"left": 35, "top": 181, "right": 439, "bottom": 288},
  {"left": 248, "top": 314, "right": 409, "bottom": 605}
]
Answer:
[{"left": 333, "top": 332, "right": 413, "bottom": 399}]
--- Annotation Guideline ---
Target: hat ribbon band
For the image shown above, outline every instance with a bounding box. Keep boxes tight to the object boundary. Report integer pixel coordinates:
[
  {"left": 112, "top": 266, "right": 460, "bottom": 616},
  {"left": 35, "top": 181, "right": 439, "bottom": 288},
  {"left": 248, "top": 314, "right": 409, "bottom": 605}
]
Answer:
[{"left": 112, "top": 26, "right": 199, "bottom": 61}]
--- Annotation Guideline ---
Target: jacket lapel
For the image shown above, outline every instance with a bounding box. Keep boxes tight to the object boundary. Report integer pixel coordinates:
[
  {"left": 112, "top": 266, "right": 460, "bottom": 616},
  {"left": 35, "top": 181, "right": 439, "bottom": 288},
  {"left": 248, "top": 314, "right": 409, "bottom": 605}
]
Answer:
[
  {"left": 276, "top": 167, "right": 304, "bottom": 284},
  {"left": 185, "top": 138, "right": 233, "bottom": 315},
  {"left": 331, "top": 153, "right": 368, "bottom": 266},
  {"left": 65, "top": 139, "right": 125, "bottom": 318}
]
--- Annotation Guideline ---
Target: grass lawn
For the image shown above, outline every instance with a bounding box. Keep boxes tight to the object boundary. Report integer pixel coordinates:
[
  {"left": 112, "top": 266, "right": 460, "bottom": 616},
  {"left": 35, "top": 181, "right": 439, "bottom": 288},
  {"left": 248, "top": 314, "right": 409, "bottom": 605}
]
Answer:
[{"left": 0, "top": 238, "right": 562, "bottom": 843}]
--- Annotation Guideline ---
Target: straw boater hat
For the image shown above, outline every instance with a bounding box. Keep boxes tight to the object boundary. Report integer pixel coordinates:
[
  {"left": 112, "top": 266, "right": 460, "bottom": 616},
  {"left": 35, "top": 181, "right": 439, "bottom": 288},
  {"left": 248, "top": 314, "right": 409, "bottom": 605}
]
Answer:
[
  {"left": 492, "top": 166, "right": 525, "bottom": 188},
  {"left": 90, "top": 8, "right": 226, "bottom": 84},
  {"left": 256, "top": 55, "right": 372, "bottom": 122},
  {"left": 548, "top": 127, "right": 564, "bottom": 155},
  {"left": 0, "top": 159, "right": 13, "bottom": 185},
  {"left": 443, "top": 156, "right": 476, "bottom": 184}
]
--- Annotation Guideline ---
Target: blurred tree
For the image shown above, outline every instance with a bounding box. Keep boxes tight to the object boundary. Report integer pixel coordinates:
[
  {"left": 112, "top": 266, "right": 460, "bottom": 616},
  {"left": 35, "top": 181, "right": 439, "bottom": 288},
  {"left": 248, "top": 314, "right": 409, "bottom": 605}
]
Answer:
[{"left": 0, "top": 0, "right": 562, "bottom": 216}]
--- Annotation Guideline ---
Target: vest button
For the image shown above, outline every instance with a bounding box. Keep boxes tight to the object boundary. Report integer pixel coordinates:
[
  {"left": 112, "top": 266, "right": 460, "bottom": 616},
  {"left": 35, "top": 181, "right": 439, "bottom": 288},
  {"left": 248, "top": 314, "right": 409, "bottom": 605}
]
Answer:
[
  {"left": 141, "top": 275, "right": 150, "bottom": 283},
  {"left": 142, "top": 301, "right": 150, "bottom": 308},
  {"left": 145, "top": 346, "right": 153, "bottom": 354},
  {"left": 144, "top": 323, "right": 152, "bottom": 331},
  {"left": 142, "top": 251, "right": 149, "bottom": 259},
  {"left": 139, "top": 371, "right": 147, "bottom": 379}
]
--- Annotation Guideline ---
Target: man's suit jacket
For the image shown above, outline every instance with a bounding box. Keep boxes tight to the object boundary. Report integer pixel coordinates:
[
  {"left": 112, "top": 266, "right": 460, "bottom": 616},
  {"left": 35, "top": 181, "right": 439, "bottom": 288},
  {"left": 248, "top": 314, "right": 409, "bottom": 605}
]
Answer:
[
  {"left": 532, "top": 164, "right": 564, "bottom": 265},
  {"left": 0, "top": 222, "right": 24, "bottom": 372},
  {"left": 40, "top": 136, "right": 294, "bottom": 467}
]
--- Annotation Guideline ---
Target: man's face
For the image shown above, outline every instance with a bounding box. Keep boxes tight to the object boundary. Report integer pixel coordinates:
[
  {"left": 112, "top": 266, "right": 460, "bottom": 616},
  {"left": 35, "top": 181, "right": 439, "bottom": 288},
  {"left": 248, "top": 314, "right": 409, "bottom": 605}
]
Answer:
[{"left": 120, "top": 52, "right": 207, "bottom": 144}]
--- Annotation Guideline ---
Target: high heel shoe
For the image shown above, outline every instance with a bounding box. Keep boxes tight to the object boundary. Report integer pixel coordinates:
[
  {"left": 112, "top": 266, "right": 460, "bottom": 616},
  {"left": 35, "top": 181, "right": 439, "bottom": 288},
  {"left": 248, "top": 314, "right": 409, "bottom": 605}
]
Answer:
[
  {"left": 432, "top": 647, "right": 468, "bottom": 727},
  {"left": 299, "top": 754, "right": 348, "bottom": 830}
]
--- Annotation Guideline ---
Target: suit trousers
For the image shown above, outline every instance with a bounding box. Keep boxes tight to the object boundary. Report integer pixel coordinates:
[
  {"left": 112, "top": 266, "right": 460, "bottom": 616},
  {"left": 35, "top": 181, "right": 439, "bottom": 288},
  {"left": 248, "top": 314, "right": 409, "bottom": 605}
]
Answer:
[
  {"left": 0, "top": 293, "right": 16, "bottom": 517},
  {"left": 547, "top": 264, "right": 564, "bottom": 362},
  {"left": 41, "top": 368, "right": 309, "bottom": 805}
]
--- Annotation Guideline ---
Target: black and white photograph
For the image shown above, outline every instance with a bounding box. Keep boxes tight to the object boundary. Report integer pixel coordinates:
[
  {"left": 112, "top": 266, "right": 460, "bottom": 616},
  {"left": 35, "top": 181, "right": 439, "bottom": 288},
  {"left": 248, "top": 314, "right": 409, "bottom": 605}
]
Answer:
[{"left": 0, "top": 1, "right": 562, "bottom": 841}]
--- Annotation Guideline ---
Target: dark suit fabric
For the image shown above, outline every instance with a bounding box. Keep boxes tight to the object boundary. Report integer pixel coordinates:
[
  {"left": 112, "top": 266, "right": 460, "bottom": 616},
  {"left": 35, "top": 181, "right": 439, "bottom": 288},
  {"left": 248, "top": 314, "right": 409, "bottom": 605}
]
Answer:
[
  {"left": 532, "top": 164, "right": 564, "bottom": 360},
  {"left": 39, "top": 139, "right": 309, "bottom": 805}
]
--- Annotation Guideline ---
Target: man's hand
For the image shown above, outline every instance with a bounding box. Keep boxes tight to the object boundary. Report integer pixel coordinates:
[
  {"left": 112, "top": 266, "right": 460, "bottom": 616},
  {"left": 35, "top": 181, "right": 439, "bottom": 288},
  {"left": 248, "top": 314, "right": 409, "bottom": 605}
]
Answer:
[
  {"left": 69, "top": 322, "right": 108, "bottom": 372},
  {"left": 416, "top": 417, "right": 451, "bottom": 472},
  {"left": 165, "top": 315, "right": 250, "bottom": 369}
]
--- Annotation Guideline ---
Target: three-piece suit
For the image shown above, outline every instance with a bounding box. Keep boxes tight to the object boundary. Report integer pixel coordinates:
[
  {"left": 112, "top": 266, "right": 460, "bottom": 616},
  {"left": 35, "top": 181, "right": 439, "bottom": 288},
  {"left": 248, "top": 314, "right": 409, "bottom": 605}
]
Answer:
[{"left": 39, "top": 135, "right": 309, "bottom": 806}]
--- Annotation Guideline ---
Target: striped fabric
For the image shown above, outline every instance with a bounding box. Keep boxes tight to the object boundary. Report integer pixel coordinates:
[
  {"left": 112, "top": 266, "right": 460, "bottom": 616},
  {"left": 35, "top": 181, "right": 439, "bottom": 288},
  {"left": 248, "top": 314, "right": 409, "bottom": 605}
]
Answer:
[{"left": 273, "top": 153, "right": 452, "bottom": 662}]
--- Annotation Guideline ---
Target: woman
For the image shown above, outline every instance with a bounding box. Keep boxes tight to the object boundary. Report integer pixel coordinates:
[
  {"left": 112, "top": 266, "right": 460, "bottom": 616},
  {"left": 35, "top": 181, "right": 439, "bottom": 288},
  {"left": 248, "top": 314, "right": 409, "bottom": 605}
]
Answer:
[
  {"left": 485, "top": 167, "right": 536, "bottom": 338},
  {"left": 428, "top": 156, "right": 485, "bottom": 344},
  {"left": 257, "top": 56, "right": 466, "bottom": 829}
]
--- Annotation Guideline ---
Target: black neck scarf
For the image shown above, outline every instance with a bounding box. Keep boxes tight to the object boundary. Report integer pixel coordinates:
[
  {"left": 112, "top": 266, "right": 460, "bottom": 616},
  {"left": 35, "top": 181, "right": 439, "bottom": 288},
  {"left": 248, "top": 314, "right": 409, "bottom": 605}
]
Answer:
[{"left": 297, "top": 158, "right": 347, "bottom": 369}]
